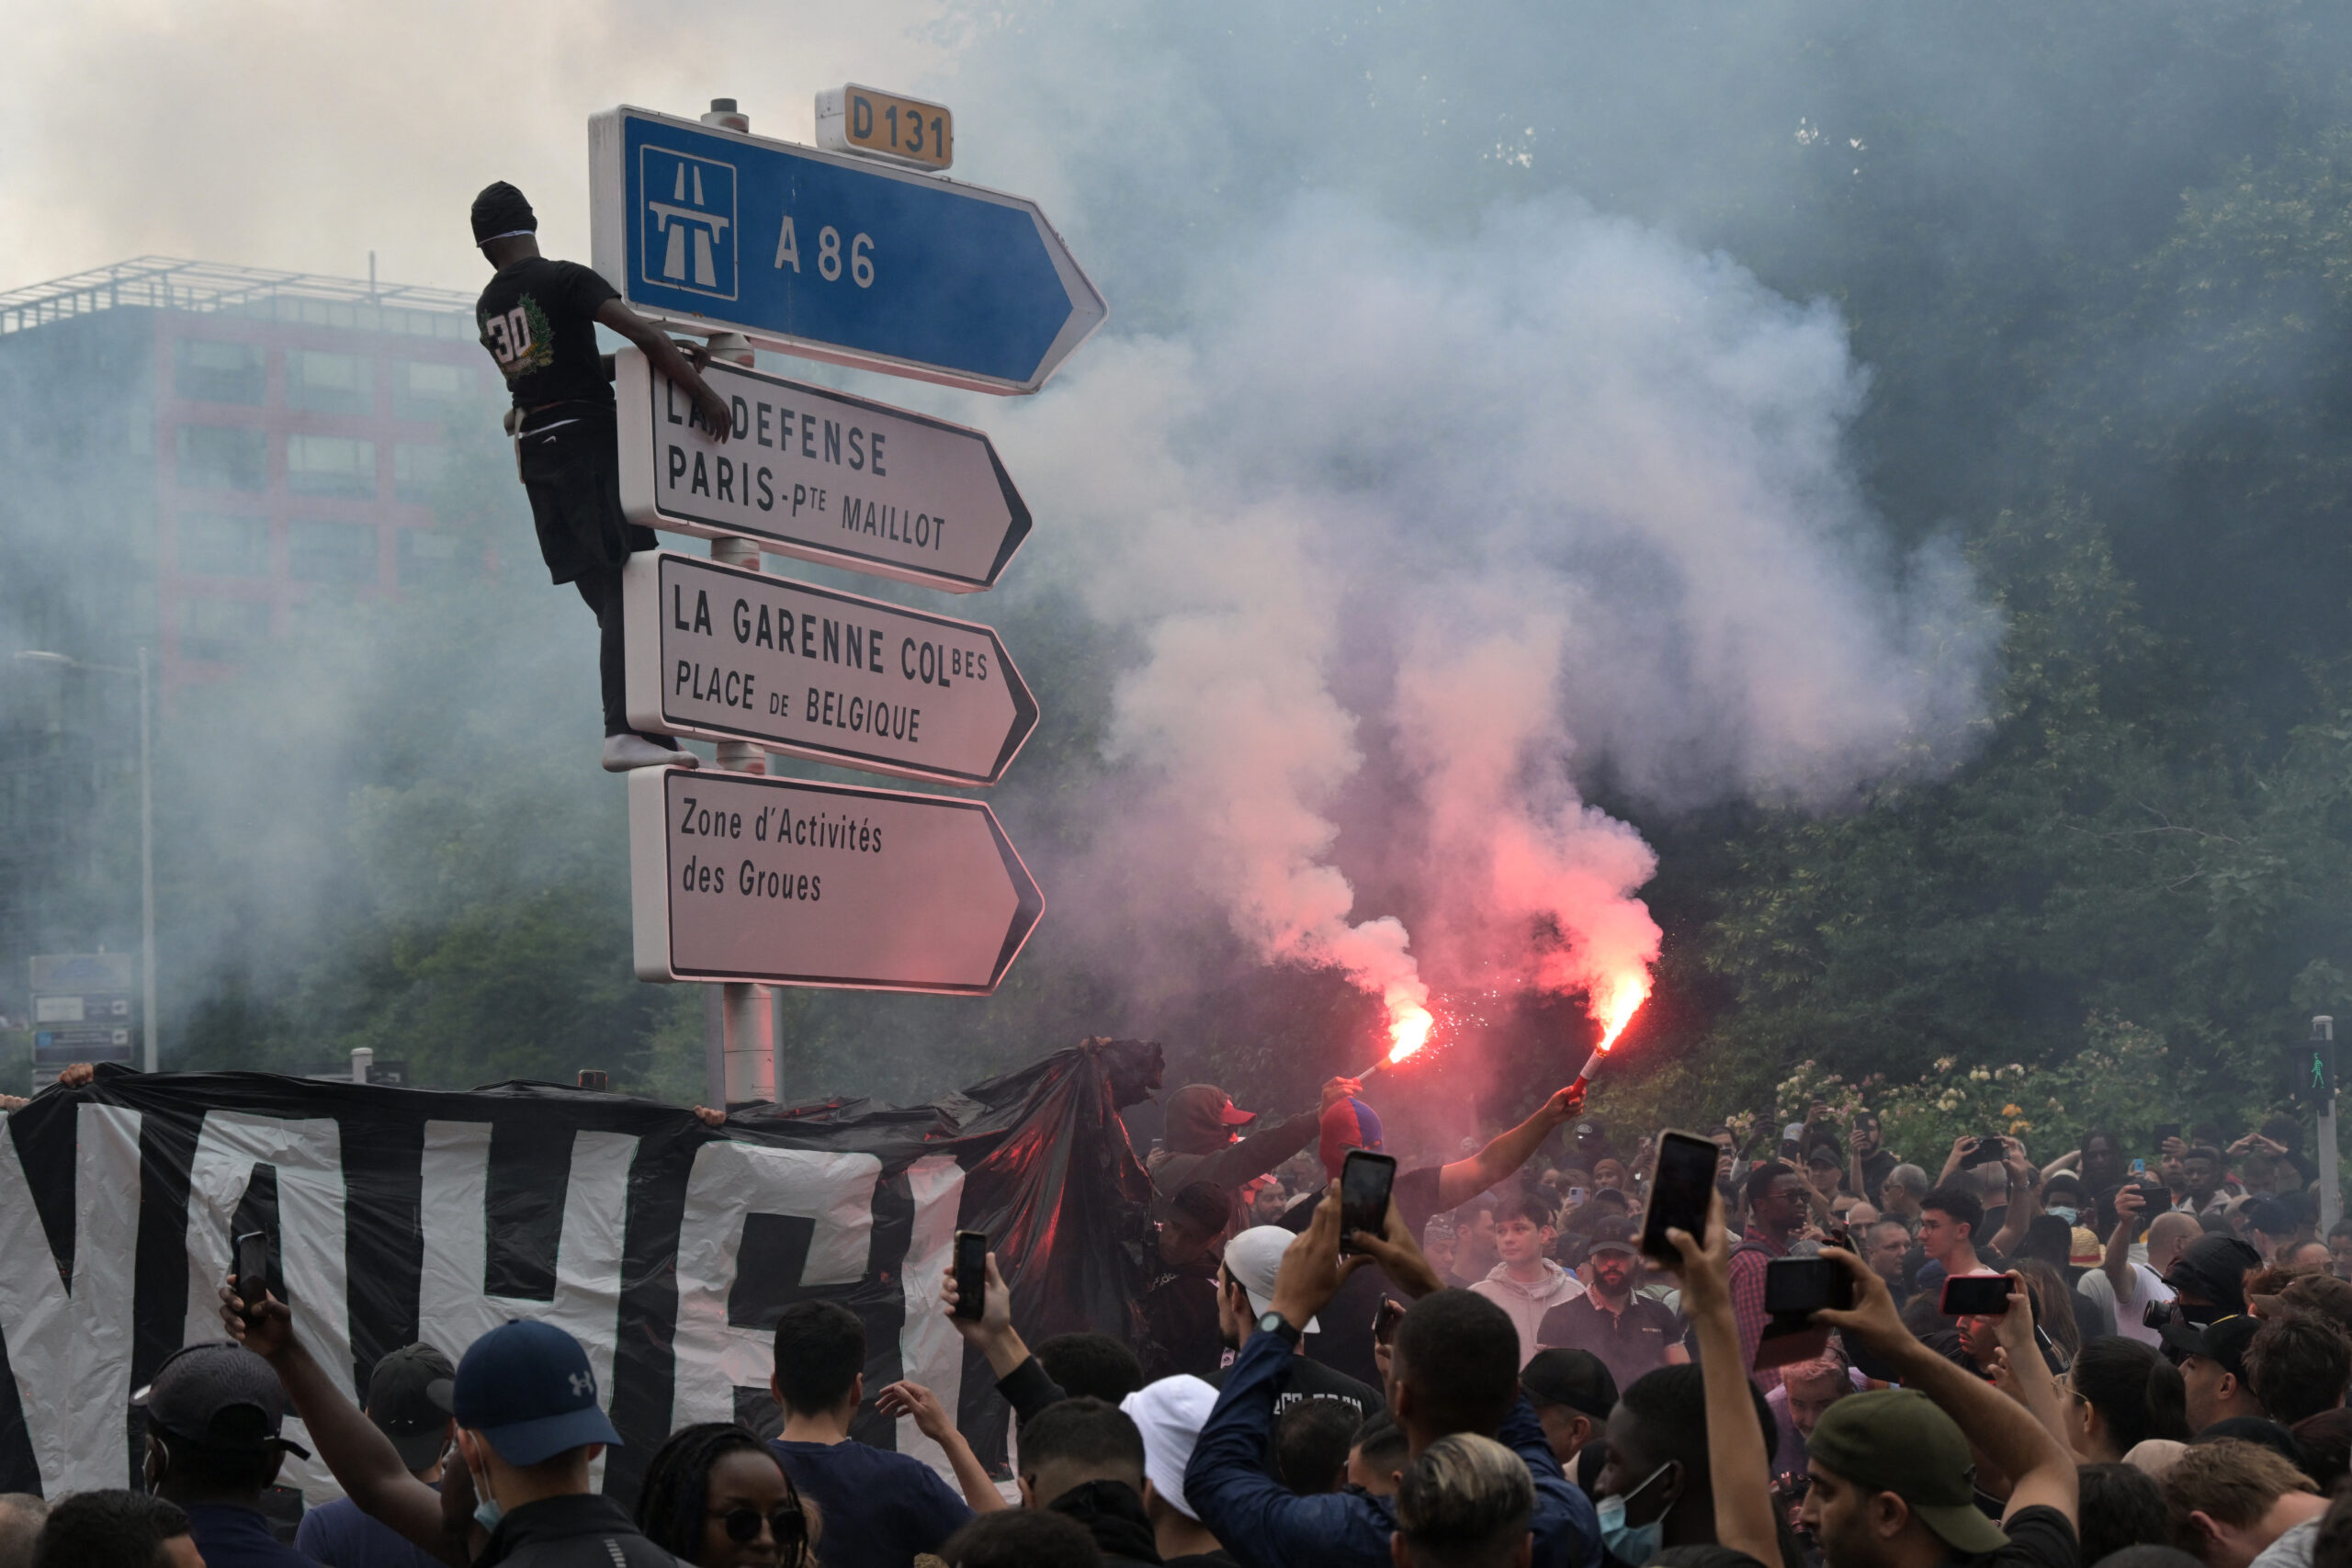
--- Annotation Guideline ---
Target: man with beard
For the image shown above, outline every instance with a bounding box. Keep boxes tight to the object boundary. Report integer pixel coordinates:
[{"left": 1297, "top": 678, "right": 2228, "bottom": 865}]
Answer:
[{"left": 1534, "top": 1218, "right": 1688, "bottom": 1390}]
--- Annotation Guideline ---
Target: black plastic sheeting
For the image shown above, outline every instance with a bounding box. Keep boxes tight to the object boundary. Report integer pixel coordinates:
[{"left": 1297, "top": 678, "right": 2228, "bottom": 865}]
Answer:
[{"left": 0, "top": 1038, "right": 1164, "bottom": 1500}]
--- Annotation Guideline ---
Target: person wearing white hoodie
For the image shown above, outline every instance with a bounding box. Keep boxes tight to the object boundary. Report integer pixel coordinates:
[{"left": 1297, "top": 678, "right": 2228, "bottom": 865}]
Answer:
[{"left": 1469, "top": 1191, "right": 1586, "bottom": 1365}]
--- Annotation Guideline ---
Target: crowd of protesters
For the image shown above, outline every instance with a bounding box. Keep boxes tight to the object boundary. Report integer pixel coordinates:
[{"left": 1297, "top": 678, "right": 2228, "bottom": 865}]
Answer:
[{"left": 20, "top": 1077, "right": 2352, "bottom": 1568}]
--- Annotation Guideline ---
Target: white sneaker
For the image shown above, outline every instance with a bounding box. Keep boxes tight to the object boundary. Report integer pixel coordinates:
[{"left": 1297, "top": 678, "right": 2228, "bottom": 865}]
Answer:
[{"left": 602, "top": 734, "right": 698, "bottom": 772}]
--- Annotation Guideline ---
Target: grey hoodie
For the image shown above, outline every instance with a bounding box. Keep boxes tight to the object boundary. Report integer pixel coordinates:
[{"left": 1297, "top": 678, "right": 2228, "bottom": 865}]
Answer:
[{"left": 1469, "top": 1259, "right": 1587, "bottom": 1365}]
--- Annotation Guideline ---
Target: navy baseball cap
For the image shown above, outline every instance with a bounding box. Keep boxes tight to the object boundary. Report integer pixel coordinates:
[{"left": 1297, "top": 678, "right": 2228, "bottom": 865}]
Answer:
[{"left": 452, "top": 1320, "right": 621, "bottom": 1466}]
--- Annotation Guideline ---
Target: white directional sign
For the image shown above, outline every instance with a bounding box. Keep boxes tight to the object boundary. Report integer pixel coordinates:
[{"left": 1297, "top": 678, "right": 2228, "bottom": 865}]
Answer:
[
  {"left": 614, "top": 348, "right": 1030, "bottom": 592},
  {"left": 628, "top": 767, "right": 1043, "bottom": 993},
  {"left": 623, "top": 550, "right": 1038, "bottom": 786}
]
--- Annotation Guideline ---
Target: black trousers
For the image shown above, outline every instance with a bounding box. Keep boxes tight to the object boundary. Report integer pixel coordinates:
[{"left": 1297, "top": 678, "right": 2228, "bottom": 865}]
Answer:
[{"left": 516, "top": 406, "right": 659, "bottom": 739}]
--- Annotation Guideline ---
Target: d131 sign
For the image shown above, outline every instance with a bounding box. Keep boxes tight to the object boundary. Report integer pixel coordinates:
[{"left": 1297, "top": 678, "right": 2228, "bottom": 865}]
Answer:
[
  {"left": 628, "top": 768, "right": 1043, "bottom": 993},
  {"left": 623, "top": 550, "right": 1037, "bottom": 787},
  {"left": 613, "top": 347, "right": 1030, "bottom": 592}
]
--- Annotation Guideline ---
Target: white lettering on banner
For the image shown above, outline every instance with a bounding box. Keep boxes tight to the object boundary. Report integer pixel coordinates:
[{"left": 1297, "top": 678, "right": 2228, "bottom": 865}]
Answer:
[
  {"left": 180, "top": 1112, "right": 350, "bottom": 1504},
  {"left": 0, "top": 1106, "right": 142, "bottom": 1492},
  {"left": 417, "top": 1122, "right": 639, "bottom": 1486},
  {"left": 893, "top": 1156, "right": 966, "bottom": 1476},
  {"left": 670, "top": 1143, "right": 880, "bottom": 1428}
]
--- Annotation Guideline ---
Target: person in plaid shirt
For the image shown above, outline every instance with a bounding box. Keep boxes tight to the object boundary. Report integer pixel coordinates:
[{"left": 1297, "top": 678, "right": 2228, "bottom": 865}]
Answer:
[{"left": 1726, "top": 1161, "right": 1810, "bottom": 1390}]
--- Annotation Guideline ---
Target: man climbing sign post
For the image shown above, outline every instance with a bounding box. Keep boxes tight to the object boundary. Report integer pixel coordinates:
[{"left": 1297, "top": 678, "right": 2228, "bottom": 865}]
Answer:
[{"left": 469, "top": 179, "right": 740, "bottom": 772}]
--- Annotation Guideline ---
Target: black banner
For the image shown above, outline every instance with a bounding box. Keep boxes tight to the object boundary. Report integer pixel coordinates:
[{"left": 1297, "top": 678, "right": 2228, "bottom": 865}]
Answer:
[{"left": 0, "top": 1040, "right": 1159, "bottom": 1504}]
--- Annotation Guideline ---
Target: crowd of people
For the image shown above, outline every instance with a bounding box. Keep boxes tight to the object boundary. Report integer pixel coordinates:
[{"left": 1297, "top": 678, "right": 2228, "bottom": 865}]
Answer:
[{"left": 15, "top": 1077, "right": 2352, "bottom": 1568}]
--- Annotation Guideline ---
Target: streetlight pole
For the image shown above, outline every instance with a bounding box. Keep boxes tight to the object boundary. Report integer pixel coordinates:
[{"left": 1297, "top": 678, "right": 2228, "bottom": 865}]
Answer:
[{"left": 12, "top": 648, "right": 156, "bottom": 1072}]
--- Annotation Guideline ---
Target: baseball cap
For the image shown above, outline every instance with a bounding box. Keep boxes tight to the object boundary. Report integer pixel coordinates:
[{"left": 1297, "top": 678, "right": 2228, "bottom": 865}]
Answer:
[
  {"left": 367, "top": 1343, "right": 457, "bottom": 1472},
  {"left": 452, "top": 1320, "right": 622, "bottom": 1466},
  {"left": 1805, "top": 1389, "right": 2007, "bottom": 1554},
  {"left": 1587, "top": 1216, "right": 1640, "bottom": 1257},
  {"left": 2166, "top": 1235, "right": 2262, "bottom": 1309},
  {"left": 2246, "top": 1199, "right": 2299, "bottom": 1237},
  {"left": 1222, "top": 1225, "right": 1317, "bottom": 1334},
  {"left": 133, "top": 1342, "right": 311, "bottom": 1458},
  {"left": 1521, "top": 1348, "right": 1617, "bottom": 1418},
  {"left": 2161, "top": 1313, "right": 2260, "bottom": 1377},
  {"left": 1120, "top": 1375, "right": 1219, "bottom": 1521}
]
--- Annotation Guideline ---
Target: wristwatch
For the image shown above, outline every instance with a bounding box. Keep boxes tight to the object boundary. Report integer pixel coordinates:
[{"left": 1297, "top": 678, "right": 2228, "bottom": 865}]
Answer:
[{"left": 1258, "top": 1310, "right": 1303, "bottom": 1347}]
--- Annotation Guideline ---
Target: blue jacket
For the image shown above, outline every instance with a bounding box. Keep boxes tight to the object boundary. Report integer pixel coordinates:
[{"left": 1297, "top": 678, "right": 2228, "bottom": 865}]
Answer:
[{"left": 1186, "top": 1327, "right": 1602, "bottom": 1568}]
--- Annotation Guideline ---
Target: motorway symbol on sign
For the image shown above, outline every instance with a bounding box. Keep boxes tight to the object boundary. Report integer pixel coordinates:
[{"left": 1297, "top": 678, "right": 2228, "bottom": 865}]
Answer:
[
  {"left": 625, "top": 551, "right": 1038, "bottom": 786},
  {"left": 628, "top": 767, "right": 1043, "bottom": 993},
  {"left": 613, "top": 348, "right": 1031, "bottom": 592},
  {"left": 590, "top": 106, "right": 1106, "bottom": 395}
]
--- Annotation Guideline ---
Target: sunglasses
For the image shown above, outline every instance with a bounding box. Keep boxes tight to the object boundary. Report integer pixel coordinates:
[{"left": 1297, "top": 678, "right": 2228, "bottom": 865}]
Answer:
[{"left": 718, "top": 1504, "right": 807, "bottom": 1549}]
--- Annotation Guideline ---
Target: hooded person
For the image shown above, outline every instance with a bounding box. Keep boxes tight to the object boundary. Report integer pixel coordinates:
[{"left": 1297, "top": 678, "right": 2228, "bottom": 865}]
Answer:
[
  {"left": 1149, "top": 1079, "right": 1358, "bottom": 1227},
  {"left": 1468, "top": 1190, "right": 1587, "bottom": 1365},
  {"left": 2165, "top": 1237, "right": 2266, "bottom": 1336}
]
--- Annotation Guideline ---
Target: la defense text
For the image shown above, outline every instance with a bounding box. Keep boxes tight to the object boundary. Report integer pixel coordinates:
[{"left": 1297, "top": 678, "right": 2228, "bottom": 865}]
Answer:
[{"left": 664, "top": 378, "right": 949, "bottom": 554}]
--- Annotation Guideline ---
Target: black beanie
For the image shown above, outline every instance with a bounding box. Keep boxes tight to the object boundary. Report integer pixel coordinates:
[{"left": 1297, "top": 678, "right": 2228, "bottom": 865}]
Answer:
[{"left": 470, "top": 182, "right": 537, "bottom": 245}]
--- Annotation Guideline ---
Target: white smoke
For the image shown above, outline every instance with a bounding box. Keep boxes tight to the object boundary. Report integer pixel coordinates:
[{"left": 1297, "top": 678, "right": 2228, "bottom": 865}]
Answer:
[{"left": 997, "top": 192, "right": 1994, "bottom": 1027}]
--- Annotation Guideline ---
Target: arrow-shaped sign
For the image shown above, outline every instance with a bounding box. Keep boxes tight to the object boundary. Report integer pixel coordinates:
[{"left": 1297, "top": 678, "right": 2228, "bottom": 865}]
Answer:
[
  {"left": 629, "top": 767, "right": 1042, "bottom": 993},
  {"left": 591, "top": 106, "right": 1106, "bottom": 395},
  {"left": 623, "top": 550, "right": 1037, "bottom": 786},
  {"left": 613, "top": 348, "right": 1029, "bottom": 592}
]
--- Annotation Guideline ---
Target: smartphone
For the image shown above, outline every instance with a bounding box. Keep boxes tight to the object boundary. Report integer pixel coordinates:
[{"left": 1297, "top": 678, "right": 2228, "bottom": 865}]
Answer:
[
  {"left": 234, "top": 1230, "right": 270, "bottom": 1310},
  {"left": 951, "top": 1231, "right": 988, "bottom": 1322},
  {"left": 1372, "top": 1296, "right": 1407, "bottom": 1348},
  {"left": 2131, "top": 1157, "right": 2147, "bottom": 1176},
  {"left": 1640, "top": 1130, "right": 1721, "bottom": 1265},
  {"left": 1959, "top": 1136, "right": 2007, "bottom": 1168},
  {"left": 1940, "top": 1274, "right": 2015, "bottom": 1316},
  {"left": 1764, "top": 1257, "right": 1855, "bottom": 1315},
  {"left": 1340, "top": 1150, "right": 1398, "bottom": 1255}
]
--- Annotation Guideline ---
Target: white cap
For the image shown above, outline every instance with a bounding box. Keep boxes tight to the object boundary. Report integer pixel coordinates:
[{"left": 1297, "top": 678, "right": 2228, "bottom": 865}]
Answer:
[
  {"left": 1221, "top": 1225, "right": 1318, "bottom": 1333},
  {"left": 1120, "top": 1375, "right": 1220, "bottom": 1520}
]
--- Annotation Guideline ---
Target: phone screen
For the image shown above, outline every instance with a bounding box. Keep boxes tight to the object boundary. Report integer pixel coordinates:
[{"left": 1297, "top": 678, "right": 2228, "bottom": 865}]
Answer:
[
  {"left": 1764, "top": 1256, "right": 1853, "bottom": 1315},
  {"left": 952, "top": 1231, "right": 988, "bottom": 1321},
  {"left": 1640, "top": 1131, "right": 1719, "bottom": 1264},
  {"left": 234, "top": 1230, "right": 270, "bottom": 1309},
  {"left": 1340, "top": 1150, "right": 1398, "bottom": 1254},
  {"left": 1940, "top": 1273, "right": 2014, "bottom": 1316}
]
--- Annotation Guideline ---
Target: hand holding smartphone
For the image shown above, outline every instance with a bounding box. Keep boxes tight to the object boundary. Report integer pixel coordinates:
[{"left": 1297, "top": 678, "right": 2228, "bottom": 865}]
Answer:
[
  {"left": 1640, "top": 1131, "right": 1721, "bottom": 1265},
  {"left": 951, "top": 1231, "right": 989, "bottom": 1322},
  {"left": 234, "top": 1230, "right": 270, "bottom": 1313},
  {"left": 1939, "top": 1273, "right": 2015, "bottom": 1316},
  {"left": 1340, "top": 1150, "right": 1398, "bottom": 1255}
]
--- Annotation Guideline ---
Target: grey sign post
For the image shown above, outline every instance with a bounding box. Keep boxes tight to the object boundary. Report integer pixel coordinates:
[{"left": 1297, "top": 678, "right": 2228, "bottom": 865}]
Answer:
[
  {"left": 628, "top": 767, "right": 1042, "bottom": 993},
  {"left": 624, "top": 550, "right": 1037, "bottom": 786},
  {"left": 613, "top": 347, "right": 1031, "bottom": 592}
]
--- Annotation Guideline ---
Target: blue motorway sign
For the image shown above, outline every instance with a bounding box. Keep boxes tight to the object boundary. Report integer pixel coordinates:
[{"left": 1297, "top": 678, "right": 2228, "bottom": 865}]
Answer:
[{"left": 591, "top": 107, "right": 1106, "bottom": 395}]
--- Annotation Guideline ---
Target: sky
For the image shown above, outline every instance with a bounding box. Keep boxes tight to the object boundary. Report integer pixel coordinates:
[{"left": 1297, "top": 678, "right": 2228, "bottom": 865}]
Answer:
[{"left": 0, "top": 0, "right": 954, "bottom": 296}]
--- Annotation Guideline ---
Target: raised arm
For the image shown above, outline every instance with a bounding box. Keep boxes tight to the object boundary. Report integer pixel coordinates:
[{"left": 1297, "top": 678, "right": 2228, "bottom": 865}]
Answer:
[
  {"left": 1986, "top": 1143, "right": 2040, "bottom": 1257},
  {"left": 593, "top": 299, "right": 733, "bottom": 437},
  {"left": 1816, "top": 1250, "right": 2077, "bottom": 1527},
  {"left": 1435, "top": 1085, "right": 1585, "bottom": 1212},
  {"left": 874, "top": 1380, "right": 1009, "bottom": 1513},
  {"left": 1665, "top": 1192, "right": 1780, "bottom": 1566},
  {"left": 218, "top": 1283, "right": 466, "bottom": 1563},
  {"left": 942, "top": 1251, "right": 1067, "bottom": 1427},
  {"left": 1982, "top": 1271, "right": 2071, "bottom": 1455},
  {"left": 2103, "top": 1188, "right": 2148, "bottom": 1298}
]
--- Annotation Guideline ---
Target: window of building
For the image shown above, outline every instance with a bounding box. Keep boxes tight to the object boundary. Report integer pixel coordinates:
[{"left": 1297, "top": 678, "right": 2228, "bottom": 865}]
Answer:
[
  {"left": 176, "top": 513, "right": 270, "bottom": 578},
  {"left": 396, "top": 527, "right": 469, "bottom": 591},
  {"left": 393, "top": 357, "right": 478, "bottom": 413},
  {"left": 288, "top": 519, "right": 379, "bottom": 585},
  {"left": 285, "top": 434, "right": 377, "bottom": 498},
  {"left": 174, "top": 338, "right": 265, "bottom": 404},
  {"left": 392, "top": 442, "right": 449, "bottom": 504},
  {"left": 175, "top": 424, "right": 267, "bottom": 491},
  {"left": 287, "top": 350, "right": 374, "bottom": 415},
  {"left": 179, "top": 596, "right": 269, "bottom": 662}
]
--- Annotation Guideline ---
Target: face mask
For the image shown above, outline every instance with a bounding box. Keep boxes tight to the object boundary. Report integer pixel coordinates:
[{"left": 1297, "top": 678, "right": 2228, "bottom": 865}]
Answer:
[
  {"left": 2048, "top": 1205, "right": 2080, "bottom": 1226},
  {"left": 469, "top": 1455, "right": 502, "bottom": 1534},
  {"left": 1598, "top": 1461, "right": 1677, "bottom": 1563}
]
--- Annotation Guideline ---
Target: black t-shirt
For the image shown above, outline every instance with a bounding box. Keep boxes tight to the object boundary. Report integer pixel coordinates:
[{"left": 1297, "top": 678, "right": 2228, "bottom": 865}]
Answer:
[
  {"left": 1847, "top": 1148, "right": 1898, "bottom": 1203},
  {"left": 1274, "top": 1165, "right": 1445, "bottom": 1387},
  {"left": 476, "top": 258, "right": 619, "bottom": 410},
  {"left": 1206, "top": 1347, "right": 1386, "bottom": 1425},
  {"left": 1947, "top": 1505, "right": 2080, "bottom": 1568},
  {"left": 1536, "top": 1292, "right": 1687, "bottom": 1391}
]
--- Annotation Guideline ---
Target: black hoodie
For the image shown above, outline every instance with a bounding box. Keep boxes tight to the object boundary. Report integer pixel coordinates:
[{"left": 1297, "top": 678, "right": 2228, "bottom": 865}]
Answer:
[{"left": 1049, "top": 1479, "right": 1163, "bottom": 1566}]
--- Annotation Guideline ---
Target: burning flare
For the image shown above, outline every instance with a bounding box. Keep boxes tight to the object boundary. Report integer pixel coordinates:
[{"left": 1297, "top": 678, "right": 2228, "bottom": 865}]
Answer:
[
  {"left": 1590, "top": 968, "right": 1651, "bottom": 1054},
  {"left": 1385, "top": 998, "right": 1435, "bottom": 1064}
]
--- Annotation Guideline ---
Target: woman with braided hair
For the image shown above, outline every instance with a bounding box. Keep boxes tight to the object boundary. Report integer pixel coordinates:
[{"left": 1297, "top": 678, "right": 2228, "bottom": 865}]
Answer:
[{"left": 635, "top": 1423, "right": 819, "bottom": 1567}]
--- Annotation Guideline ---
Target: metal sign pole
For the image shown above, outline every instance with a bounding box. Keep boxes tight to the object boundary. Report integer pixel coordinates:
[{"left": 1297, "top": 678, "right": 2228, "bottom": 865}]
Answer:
[{"left": 698, "top": 97, "right": 776, "bottom": 1110}]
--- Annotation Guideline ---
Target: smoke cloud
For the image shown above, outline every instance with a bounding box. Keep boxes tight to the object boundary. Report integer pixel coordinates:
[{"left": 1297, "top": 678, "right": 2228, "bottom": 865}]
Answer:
[{"left": 994, "top": 193, "right": 1993, "bottom": 1034}]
